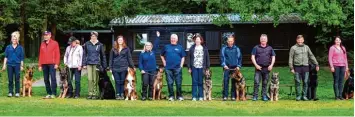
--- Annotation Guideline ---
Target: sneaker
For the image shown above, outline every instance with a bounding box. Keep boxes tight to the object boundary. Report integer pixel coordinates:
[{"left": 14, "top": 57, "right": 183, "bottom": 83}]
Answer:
[
  {"left": 168, "top": 97, "right": 174, "bottom": 101},
  {"left": 87, "top": 95, "right": 93, "bottom": 100},
  {"left": 8, "top": 93, "right": 13, "bottom": 97},
  {"left": 148, "top": 97, "right": 153, "bottom": 100},
  {"left": 231, "top": 97, "right": 236, "bottom": 101},
  {"left": 252, "top": 96, "right": 258, "bottom": 101},
  {"left": 74, "top": 96, "right": 80, "bottom": 99},
  {"left": 91, "top": 96, "right": 98, "bottom": 100},
  {"left": 192, "top": 98, "right": 197, "bottom": 101},
  {"left": 115, "top": 95, "right": 120, "bottom": 100},
  {"left": 198, "top": 97, "right": 204, "bottom": 101},
  {"left": 339, "top": 97, "right": 344, "bottom": 100},
  {"left": 43, "top": 95, "right": 51, "bottom": 99},
  {"left": 15, "top": 93, "right": 20, "bottom": 98},
  {"left": 296, "top": 96, "right": 301, "bottom": 101},
  {"left": 262, "top": 96, "right": 269, "bottom": 101},
  {"left": 51, "top": 95, "right": 56, "bottom": 99},
  {"left": 141, "top": 97, "right": 146, "bottom": 101},
  {"left": 302, "top": 96, "right": 308, "bottom": 101},
  {"left": 223, "top": 97, "right": 227, "bottom": 101},
  {"left": 178, "top": 97, "right": 184, "bottom": 101}
]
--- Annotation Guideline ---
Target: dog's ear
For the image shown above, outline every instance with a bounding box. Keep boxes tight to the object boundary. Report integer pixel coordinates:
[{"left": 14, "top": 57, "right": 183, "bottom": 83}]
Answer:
[{"left": 26, "top": 66, "right": 30, "bottom": 70}]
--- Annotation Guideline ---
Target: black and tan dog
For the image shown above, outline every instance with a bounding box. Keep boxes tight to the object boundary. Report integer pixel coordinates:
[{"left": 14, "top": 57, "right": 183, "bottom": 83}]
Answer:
[
  {"left": 58, "top": 67, "right": 69, "bottom": 98},
  {"left": 153, "top": 67, "right": 164, "bottom": 100},
  {"left": 22, "top": 66, "right": 34, "bottom": 97},
  {"left": 269, "top": 72, "right": 279, "bottom": 101},
  {"left": 203, "top": 69, "right": 212, "bottom": 101},
  {"left": 124, "top": 68, "right": 138, "bottom": 100},
  {"left": 343, "top": 68, "right": 354, "bottom": 100},
  {"left": 230, "top": 69, "right": 246, "bottom": 101},
  {"left": 98, "top": 70, "right": 116, "bottom": 100}
]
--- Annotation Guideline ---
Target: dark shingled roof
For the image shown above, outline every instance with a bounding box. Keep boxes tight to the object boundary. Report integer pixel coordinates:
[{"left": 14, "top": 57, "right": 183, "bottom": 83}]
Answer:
[{"left": 110, "top": 13, "right": 305, "bottom": 26}]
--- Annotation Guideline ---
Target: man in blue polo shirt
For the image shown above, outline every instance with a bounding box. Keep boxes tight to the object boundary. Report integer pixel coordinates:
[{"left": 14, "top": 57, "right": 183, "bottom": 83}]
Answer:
[
  {"left": 220, "top": 34, "right": 242, "bottom": 101},
  {"left": 161, "top": 34, "right": 186, "bottom": 101},
  {"left": 251, "top": 34, "right": 276, "bottom": 101}
]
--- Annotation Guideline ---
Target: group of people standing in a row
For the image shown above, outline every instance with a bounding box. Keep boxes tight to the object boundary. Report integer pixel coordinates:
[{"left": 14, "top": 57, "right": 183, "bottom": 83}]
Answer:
[{"left": 1, "top": 30, "right": 349, "bottom": 101}]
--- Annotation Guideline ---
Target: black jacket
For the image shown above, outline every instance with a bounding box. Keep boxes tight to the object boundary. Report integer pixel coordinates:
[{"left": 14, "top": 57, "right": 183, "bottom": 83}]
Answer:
[
  {"left": 109, "top": 47, "right": 135, "bottom": 72},
  {"left": 82, "top": 41, "right": 107, "bottom": 68},
  {"left": 187, "top": 44, "right": 210, "bottom": 69}
]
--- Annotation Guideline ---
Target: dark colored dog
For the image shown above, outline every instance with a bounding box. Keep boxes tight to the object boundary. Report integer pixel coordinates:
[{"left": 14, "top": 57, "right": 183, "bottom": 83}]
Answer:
[
  {"left": 269, "top": 72, "right": 279, "bottom": 101},
  {"left": 230, "top": 69, "right": 246, "bottom": 101},
  {"left": 98, "top": 70, "right": 116, "bottom": 100},
  {"left": 342, "top": 68, "right": 354, "bottom": 100},
  {"left": 307, "top": 64, "right": 319, "bottom": 101},
  {"left": 58, "top": 67, "right": 69, "bottom": 98},
  {"left": 203, "top": 69, "right": 212, "bottom": 101},
  {"left": 22, "top": 66, "right": 34, "bottom": 97},
  {"left": 153, "top": 67, "right": 164, "bottom": 100}
]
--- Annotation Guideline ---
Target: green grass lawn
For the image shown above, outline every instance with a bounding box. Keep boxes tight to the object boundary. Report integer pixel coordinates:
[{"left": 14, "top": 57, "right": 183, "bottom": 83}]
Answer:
[{"left": 0, "top": 67, "right": 353, "bottom": 116}]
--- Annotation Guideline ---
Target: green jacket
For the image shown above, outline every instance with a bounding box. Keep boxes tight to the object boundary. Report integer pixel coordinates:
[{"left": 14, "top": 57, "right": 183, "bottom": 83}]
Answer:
[{"left": 289, "top": 44, "right": 318, "bottom": 69}]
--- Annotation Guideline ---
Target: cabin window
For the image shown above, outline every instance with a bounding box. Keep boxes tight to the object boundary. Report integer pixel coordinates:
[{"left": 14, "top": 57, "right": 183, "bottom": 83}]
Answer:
[{"left": 133, "top": 33, "right": 148, "bottom": 51}]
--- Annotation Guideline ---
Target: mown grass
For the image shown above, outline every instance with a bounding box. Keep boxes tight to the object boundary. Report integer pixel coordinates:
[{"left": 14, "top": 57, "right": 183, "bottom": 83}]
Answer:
[{"left": 0, "top": 66, "right": 353, "bottom": 116}]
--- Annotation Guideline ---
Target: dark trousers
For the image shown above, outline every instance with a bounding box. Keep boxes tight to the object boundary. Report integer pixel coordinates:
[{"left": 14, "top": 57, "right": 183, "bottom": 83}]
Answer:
[
  {"left": 223, "top": 68, "right": 236, "bottom": 98},
  {"left": 42, "top": 64, "right": 57, "bottom": 95},
  {"left": 191, "top": 67, "right": 204, "bottom": 98},
  {"left": 294, "top": 66, "right": 309, "bottom": 98},
  {"left": 253, "top": 68, "right": 269, "bottom": 98},
  {"left": 141, "top": 71, "right": 156, "bottom": 98},
  {"left": 333, "top": 66, "right": 345, "bottom": 98},
  {"left": 68, "top": 68, "right": 81, "bottom": 96},
  {"left": 7, "top": 64, "right": 21, "bottom": 94},
  {"left": 165, "top": 68, "right": 183, "bottom": 98},
  {"left": 112, "top": 71, "right": 127, "bottom": 96}
]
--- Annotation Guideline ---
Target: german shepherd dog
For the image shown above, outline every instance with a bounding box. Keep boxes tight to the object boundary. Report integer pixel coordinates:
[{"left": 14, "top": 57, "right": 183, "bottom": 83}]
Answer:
[
  {"left": 22, "top": 66, "right": 34, "bottom": 97},
  {"left": 153, "top": 67, "right": 164, "bottom": 100},
  {"left": 230, "top": 69, "right": 246, "bottom": 101},
  {"left": 203, "top": 69, "right": 212, "bottom": 101},
  {"left": 58, "top": 67, "right": 69, "bottom": 98},
  {"left": 124, "top": 68, "right": 138, "bottom": 100},
  {"left": 343, "top": 68, "right": 354, "bottom": 100},
  {"left": 98, "top": 70, "right": 116, "bottom": 100},
  {"left": 308, "top": 64, "right": 319, "bottom": 101},
  {"left": 269, "top": 72, "right": 280, "bottom": 101}
]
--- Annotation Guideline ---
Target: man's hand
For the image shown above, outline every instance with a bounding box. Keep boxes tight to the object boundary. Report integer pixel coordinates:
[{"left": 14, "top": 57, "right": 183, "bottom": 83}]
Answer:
[
  {"left": 291, "top": 69, "right": 295, "bottom": 74},
  {"left": 38, "top": 67, "right": 42, "bottom": 71},
  {"left": 223, "top": 66, "right": 229, "bottom": 70},
  {"left": 188, "top": 68, "right": 192, "bottom": 73},
  {"left": 316, "top": 66, "right": 320, "bottom": 71},
  {"left": 54, "top": 65, "right": 58, "bottom": 69},
  {"left": 268, "top": 66, "right": 273, "bottom": 71},
  {"left": 255, "top": 65, "right": 262, "bottom": 70}
]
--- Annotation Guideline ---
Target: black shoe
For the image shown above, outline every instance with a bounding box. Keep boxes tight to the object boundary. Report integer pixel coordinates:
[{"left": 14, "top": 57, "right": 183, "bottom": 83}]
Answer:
[
  {"left": 87, "top": 95, "right": 93, "bottom": 100},
  {"left": 339, "top": 97, "right": 344, "bottom": 100},
  {"left": 66, "top": 95, "right": 73, "bottom": 98},
  {"left": 313, "top": 98, "right": 319, "bottom": 101},
  {"left": 335, "top": 97, "right": 340, "bottom": 100}
]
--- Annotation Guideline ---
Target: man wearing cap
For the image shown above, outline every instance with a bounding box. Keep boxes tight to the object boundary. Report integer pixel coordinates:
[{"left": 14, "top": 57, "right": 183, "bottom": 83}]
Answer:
[
  {"left": 39, "top": 31, "right": 60, "bottom": 99},
  {"left": 82, "top": 31, "right": 107, "bottom": 100},
  {"left": 64, "top": 39, "right": 83, "bottom": 99}
]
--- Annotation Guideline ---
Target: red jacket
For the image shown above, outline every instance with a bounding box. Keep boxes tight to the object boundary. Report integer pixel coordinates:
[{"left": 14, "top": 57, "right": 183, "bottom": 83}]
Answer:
[{"left": 38, "top": 39, "right": 60, "bottom": 66}]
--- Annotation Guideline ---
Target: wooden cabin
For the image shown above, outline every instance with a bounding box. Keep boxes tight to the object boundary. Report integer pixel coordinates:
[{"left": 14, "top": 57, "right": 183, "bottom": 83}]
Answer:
[{"left": 107, "top": 14, "right": 316, "bottom": 66}]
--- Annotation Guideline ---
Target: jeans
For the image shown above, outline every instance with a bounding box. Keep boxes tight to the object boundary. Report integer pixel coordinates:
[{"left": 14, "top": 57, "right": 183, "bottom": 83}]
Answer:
[
  {"left": 294, "top": 66, "right": 309, "bottom": 98},
  {"left": 223, "top": 68, "right": 236, "bottom": 98},
  {"left": 253, "top": 68, "right": 269, "bottom": 98},
  {"left": 112, "top": 71, "right": 127, "bottom": 96},
  {"left": 141, "top": 71, "right": 156, "bottom": 98},
  {"left": 42, "top": 64, "right": 57, "bottom": 95},
  {"left": 191, "top": 67, "right": 204, "bottom": 99},
  {"left": 165, "top": 68, "right": 183, "bottom": 98},
  {"left": 333, "top": 66, "right": 345, "bottom": 98},
  {"left": 7, "top": 64, "right": 21, "bottom": 94},
  {"left": 68, "top": 68, "right": 81, "bottom": 96}
]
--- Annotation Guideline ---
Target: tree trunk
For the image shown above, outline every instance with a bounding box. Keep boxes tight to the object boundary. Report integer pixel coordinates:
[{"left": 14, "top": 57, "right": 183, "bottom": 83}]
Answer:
[
  {"left": 51, "top": 23, "right": 56, "bottom": 40},
  {"left": 20, "top": 0, "right": 26, "bottom": 57}
]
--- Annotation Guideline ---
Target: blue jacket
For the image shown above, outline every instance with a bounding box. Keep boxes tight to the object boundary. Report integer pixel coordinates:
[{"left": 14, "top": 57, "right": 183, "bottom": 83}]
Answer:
[
  {"left": 109, "top": 47, "right": 134, "bottom": 72},
  {"left": 4, "top": 45, "right": 24, "bottom": 66},
  {"left": 82, "top": 41, "right": 107, "bottom": 68},
  {"left": 187, "top": 44, "right": 210, "bottom": 69},
  {"left": 138, "top": 51, "right": 157, "bottom": 72},
  {"left": 161, "top": 44, "right": 186, "bottom": 69},
  {"left": 220, "top": 45, "right": 242, "bottom": 68}
]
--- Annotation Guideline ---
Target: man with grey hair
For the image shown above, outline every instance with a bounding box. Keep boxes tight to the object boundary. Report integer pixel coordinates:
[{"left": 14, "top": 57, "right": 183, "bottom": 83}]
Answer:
[
  {"left": 251, "top": 34, "right": 276, "bottom": 101},
  {"left": 161, "top": 34, "right": 186, "bottom": 101}
]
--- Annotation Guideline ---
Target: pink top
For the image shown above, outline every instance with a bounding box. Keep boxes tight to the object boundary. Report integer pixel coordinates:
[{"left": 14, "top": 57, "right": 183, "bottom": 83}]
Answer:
[{"left": 328, "top": 45, "right": 348, "bottom": 68}]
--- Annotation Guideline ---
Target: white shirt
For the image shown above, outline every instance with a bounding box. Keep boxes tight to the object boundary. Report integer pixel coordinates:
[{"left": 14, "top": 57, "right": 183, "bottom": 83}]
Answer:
[
  {"left": 193, "top": 45, "right": 204, "bottom": 68},
  {"left": 64, "top": 45, "right": 83, "bottom": 68}
]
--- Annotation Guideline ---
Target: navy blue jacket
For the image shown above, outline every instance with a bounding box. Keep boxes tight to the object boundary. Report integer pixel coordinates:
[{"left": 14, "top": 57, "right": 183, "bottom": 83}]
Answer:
[
  {"left": 187, "top": 44, "right": 210, "bottom": 69},
  {"left": 109, "top": 47, "right": 134, "bottom": 72},
  {"left": 82, "top": 41, "right": 107, "bottom": 68},
  {"left": 4, "top": 45, "right": 24, "bottom": 66},
  {"left": 220, "top": 45, "right": 242, "bottom": 68},
  {"left": 161, "top": 44, "right": 186, "bottom": 69},
  {"left": 138, "top": 51, "right": 157, "bottom": 72}
]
